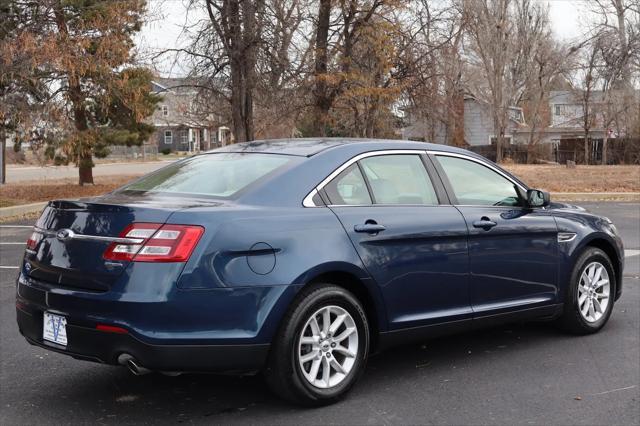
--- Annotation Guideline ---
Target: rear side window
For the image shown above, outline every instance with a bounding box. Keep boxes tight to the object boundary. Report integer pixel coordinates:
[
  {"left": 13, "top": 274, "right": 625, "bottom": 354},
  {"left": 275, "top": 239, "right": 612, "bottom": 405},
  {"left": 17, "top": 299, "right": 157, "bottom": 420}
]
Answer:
[
  {"left": 120, "top": 153, "right": 294, "bottom": 198},
  {"left": 360, "top": 155, "right": 438, "bottom": 205},
  {"left": 324, "top": 164, "right": 372, "bottom": 205},
  {"left": 436, "top": 155, "right": 522, "bottom": 206}
]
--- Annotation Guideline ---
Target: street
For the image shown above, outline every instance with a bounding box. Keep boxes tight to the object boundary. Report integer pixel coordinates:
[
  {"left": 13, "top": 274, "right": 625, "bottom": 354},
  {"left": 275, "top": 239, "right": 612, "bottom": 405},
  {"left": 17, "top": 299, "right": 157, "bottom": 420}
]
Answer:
[
  {"left": 1, "top": 202, "right": 638, "bottom": 425},
  {"left": 5, "top": 161, "right": 171, "bottom": 183}
]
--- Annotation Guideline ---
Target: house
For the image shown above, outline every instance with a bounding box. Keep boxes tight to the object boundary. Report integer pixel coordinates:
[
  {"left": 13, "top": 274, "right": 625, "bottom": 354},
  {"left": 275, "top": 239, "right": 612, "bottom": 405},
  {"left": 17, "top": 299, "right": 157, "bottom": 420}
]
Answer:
[
  {"left": 401, "top": 96, "right": 526, "bottom": 149},
  {"left": 403, "top": 90, "right": 638, "bottom": 163},
  {"left": 463, "top": 98, "right": 526, "bottom": 147},
  {"left": 149, "top": 78, "right": 232, "bottom": 152},
  {"left": 514, "top": 90, "right": 640, "bottom": 163}
]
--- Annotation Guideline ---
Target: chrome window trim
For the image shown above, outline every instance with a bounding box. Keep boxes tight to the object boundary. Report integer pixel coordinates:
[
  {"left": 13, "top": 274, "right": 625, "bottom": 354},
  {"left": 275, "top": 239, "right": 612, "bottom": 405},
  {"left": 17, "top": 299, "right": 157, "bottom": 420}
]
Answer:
[
  {"left": 302, "top": 149, "right": 430, "bottom": 207},
  {"left": 426, "top": 151, "right": 527, "bottom": 192},
  {"left": 302, "top": 149, "right": 528, "bottom": 208},
  {"left": 302, "top": 189, "right": 320, "bottom": 208}
]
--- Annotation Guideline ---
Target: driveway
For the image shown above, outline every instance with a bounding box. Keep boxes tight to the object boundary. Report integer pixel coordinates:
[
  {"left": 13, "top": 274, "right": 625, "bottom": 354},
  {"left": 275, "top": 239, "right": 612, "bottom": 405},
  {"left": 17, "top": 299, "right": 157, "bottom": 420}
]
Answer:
[{"left": 0, "top": 202, "right": 638, "bottom": 425}]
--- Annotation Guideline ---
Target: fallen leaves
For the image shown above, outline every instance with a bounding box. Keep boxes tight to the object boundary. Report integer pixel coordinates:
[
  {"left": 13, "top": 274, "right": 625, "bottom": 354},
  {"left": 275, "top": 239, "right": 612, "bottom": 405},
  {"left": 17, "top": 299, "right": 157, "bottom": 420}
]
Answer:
[{"left": 0, "top": 175, "right": 139, "bottom": 207}]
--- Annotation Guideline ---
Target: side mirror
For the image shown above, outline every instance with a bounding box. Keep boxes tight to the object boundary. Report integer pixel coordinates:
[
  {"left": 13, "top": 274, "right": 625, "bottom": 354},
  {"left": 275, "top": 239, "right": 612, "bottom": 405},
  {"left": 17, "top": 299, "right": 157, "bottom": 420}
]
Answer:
[{"left": 527, "top": 189, "right": 550, "bottom": 208}]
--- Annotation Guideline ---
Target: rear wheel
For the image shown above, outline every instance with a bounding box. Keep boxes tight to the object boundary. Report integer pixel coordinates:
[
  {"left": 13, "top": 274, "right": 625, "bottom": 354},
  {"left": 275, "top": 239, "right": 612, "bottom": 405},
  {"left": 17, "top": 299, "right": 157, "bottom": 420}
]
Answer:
[
  {"left": 558, "top": 247, "right": 615, "bottom": 334},
  {"left": 264, "top": 284, "right": 369, "bottom": 406}
]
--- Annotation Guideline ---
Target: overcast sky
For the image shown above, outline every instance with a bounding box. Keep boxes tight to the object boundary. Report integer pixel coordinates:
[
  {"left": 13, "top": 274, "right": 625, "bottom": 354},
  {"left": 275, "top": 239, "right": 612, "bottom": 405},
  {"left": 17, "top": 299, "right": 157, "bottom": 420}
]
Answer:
[{"left": 136, "top": 0, "right": 595, "bottom": 77}]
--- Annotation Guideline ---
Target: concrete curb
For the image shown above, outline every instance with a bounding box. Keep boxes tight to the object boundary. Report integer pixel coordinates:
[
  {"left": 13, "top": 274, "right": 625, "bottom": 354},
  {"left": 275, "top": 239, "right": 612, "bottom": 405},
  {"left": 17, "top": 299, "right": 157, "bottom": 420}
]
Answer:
[
  {"left": 0, "top": 202, "right": 47, "bottom": 220},
  {"left": 552, "top": 192, "right": 640, "bottom": 202}
]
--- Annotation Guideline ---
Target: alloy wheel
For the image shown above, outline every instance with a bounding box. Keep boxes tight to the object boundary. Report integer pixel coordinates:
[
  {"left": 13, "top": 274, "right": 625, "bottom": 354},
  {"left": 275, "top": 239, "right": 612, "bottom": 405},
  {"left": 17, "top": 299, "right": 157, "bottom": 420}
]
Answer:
[
  {"left": 577, "top": 261, "right": 610, "bottom": 323},
  {"left": 297, "top": 305, "right": 359, "bottom": 389}
]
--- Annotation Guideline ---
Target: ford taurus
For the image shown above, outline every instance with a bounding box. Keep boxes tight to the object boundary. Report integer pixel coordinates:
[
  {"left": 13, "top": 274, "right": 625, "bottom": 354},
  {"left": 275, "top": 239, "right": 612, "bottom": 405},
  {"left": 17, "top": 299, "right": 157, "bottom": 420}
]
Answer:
[{"left": 16, "top": 138, "right": 624, "bottom": 405}]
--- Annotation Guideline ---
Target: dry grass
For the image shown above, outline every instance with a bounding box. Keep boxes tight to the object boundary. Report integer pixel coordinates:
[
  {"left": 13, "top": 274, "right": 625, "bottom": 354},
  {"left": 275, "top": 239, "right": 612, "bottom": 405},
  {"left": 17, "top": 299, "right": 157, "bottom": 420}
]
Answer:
[
  {"left": 0, "top": 175, "right": 139, "bottom": 207},
  {"left": 503, "top": 165, "right": 640, "bottom": 193}
]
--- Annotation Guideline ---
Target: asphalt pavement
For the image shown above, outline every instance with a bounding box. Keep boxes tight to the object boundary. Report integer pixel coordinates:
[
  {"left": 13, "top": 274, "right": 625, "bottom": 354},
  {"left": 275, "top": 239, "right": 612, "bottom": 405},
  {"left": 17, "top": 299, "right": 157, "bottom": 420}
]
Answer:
[{"left": 0, "top": 202, "right": 638, "bottom": 425}]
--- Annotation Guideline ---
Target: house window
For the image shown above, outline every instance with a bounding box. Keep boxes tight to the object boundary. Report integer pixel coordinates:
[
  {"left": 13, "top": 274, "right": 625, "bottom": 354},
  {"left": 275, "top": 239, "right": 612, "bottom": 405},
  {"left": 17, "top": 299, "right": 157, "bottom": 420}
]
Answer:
[
  {"left": 554, "top": 105, "right": 561, "bottom": 115},
  {"left": 164, "top": 130, "right": 173, "bottom": 145},
  {"left": 162, "top": 105, "right": 168, "bottom": 116},
  {"left": 180, "top": 129, "right": 188, "bottom": 146},
  {"left": 507, "top": 108, "right": 524, "bottom": 124}
]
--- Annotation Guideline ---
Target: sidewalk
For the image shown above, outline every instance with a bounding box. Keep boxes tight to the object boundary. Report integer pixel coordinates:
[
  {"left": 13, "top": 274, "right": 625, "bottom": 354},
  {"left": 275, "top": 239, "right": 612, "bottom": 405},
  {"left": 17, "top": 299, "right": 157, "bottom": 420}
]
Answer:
[{"left": 5, "top": 160, "right": 174, "bottom": 183}]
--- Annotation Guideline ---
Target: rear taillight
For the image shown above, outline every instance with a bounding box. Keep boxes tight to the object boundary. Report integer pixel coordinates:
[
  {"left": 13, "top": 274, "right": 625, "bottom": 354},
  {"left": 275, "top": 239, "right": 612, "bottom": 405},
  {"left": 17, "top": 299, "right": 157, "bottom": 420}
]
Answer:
[
  {"left": 26, "top": 232, "right": 39, "bottom": 251},
  {"left": 103, "top": 223, "right": 204, "bottom": 263}
]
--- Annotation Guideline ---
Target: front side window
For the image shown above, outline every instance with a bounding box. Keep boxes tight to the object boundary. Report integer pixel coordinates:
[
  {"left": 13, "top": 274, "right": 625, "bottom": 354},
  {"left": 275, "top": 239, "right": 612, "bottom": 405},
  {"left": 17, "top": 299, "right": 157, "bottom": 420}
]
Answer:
[
  {"left": 324, "top": 164, "right": 372, "bottom": 205},
  {"left": 162, "top": 105, "right": 168, "bottom": 116},
  {"left": 360, "top": 155, "right": 438, "bottom": 205},
  {"left": 120, "top": 153, "right": 295, "bottom": 198},
  {"left": 164, "top": 130, "right": 172, "bottom": 145},
  {"left": 436, "top": 156, "right": 522, "bottom": 207}
]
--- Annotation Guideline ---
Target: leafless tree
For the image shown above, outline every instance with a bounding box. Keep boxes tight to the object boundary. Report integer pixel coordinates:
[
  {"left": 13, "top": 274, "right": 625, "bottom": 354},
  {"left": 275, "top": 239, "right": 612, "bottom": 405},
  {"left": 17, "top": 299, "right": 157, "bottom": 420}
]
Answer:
[
  {"left": 310, "top": 0, "right": 389, "bottom": 136},
  {"left": 400, "top": 0, "right": 465, "bottom": 146},
  {"left": 588, "top": 0, "right": 639, "bottom": 163},
  {"left": 464, "top": 0, "right": 554, "bottom": 162},
  {"left": 464, "top": 0, "right": 512, "bottom": 162}
]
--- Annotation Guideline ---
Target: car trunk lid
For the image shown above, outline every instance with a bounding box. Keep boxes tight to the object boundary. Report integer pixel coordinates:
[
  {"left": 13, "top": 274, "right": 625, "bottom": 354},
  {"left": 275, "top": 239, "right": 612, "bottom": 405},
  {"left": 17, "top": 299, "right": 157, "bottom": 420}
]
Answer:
[{"left": 24, "top": 196, "right": 218, "bottom": 291}]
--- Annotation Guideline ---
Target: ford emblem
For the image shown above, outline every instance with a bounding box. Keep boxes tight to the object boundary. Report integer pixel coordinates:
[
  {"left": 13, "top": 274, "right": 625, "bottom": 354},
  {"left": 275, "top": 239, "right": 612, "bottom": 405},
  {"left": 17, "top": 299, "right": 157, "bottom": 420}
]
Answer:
[{"left": 56, "top": 229, "right": 74, "bottom": 242}]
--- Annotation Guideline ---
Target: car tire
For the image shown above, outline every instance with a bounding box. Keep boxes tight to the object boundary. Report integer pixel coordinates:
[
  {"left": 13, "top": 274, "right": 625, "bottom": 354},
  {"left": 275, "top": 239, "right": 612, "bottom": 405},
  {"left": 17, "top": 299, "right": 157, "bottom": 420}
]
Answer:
[
  {"left": 558, "top": 247, "right": 616, "bottom": 335},
  {"left": 264, "top": 283, "right": 369, "bottom": 406}
]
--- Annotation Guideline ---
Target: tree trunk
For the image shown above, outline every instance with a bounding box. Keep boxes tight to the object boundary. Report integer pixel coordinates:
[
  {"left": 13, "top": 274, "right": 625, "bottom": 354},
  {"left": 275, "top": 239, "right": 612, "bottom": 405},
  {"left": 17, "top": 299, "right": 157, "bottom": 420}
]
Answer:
[
  {"left": 69, "top": 82, "right": 93, "bottom": 185},
  {"left": 0, "top": 128, "right": 5, "bottom": 184},
  {"left": 230, "top": 61, "right": 248, "bottom": 142},
  {"left": 493, "top": 112, "right": 504, "bottom": 163},
  {"left": 312, "top": 0, "right": 332, "bottom": 136},
  {"left": 78, "top": 154, "right": 94, "bottom": 185},
  {"left": 583, "top": 92, "right": 591, "bottom": 165},
  {"left": 53, "top": 4, "right": 93, "bottom": 184},
  {"left": 584, "top": 130, "right": 589, "bottom": 165},
  {"left": 218, "top": 0, "right": 259, "bottom": 143},
  {"left": 241, "top": 0, "right": 258, "bottom": 141}
]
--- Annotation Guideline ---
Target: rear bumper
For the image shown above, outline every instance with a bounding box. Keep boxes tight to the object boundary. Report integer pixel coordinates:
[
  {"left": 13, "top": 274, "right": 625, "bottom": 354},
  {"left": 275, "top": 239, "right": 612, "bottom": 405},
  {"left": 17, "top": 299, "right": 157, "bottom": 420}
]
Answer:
[
  {"left": 16, "top": 306, "right": 270, "bottom": 373},
  {"left": 14, "top": 272, "right": 300, "bottom": 373}
]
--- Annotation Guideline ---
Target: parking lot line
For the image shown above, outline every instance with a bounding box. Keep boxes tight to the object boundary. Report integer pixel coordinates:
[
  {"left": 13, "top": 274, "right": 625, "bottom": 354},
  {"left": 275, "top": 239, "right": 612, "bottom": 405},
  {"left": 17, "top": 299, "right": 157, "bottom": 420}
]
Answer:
[
  {"left": 0, "top": 266, "right": 19, "bottom": 269},
  {"left": 0, "top": 225, "right": 33, "bottom": 228},
  {"left": 625, "top": 250, "right": 640, "bottom": 258},
  {"left": 0, "top": 243, "right": 26, "bottom": 245}
]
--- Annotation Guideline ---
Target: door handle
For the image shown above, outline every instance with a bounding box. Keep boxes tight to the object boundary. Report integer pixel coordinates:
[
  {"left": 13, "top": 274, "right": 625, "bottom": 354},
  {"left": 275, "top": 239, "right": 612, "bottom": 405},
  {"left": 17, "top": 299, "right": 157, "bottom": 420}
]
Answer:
[
  {"left": 472, "top": 217, "right": 497, "bottom": 230},
  {"left": 354, "top": 222, "right": 386, "bottom": 234}
]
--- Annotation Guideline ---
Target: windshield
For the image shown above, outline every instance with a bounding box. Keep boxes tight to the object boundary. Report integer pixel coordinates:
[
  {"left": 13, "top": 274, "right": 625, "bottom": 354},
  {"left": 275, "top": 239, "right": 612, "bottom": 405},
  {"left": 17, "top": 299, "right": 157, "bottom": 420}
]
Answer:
[{"left": 119, "top": 153, "right": 295, "bottom": 198}]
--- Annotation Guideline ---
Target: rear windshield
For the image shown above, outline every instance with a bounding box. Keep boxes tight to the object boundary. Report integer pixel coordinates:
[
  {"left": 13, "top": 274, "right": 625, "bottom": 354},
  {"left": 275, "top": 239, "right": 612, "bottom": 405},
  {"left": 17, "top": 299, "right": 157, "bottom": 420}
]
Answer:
[{"left": 119, "top": 153, "right": 295, "bottom": 198}]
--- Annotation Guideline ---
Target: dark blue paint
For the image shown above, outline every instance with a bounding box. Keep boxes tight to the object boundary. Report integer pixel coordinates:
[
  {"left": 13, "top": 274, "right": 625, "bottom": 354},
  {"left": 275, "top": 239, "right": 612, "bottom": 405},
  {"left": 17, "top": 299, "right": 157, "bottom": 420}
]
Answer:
[
  {"left": 455, "top": 205, "right": 559, "bottom": 314},
  {"left": 329, "top": 205, "right": 471, "bottom": 329},
  {"left": 16, "top": 138, "right": 625, "bottom": 372}
]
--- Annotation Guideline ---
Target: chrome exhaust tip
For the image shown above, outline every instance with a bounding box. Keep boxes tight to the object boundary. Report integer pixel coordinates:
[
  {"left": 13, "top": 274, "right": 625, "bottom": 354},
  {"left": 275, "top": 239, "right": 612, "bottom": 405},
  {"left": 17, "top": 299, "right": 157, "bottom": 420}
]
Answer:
[
  {"left": 126, "top": 359, "right": 151, "bottom": 376},
  {"left": 117, "top": 353, "right": 151, "bottom": 376}
]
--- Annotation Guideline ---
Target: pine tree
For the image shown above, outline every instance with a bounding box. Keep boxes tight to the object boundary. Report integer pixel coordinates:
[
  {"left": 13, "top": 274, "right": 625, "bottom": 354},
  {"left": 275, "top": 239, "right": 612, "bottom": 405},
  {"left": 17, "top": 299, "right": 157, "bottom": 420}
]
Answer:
[{"left": 2, "top": 0, "right": 159, "bottom": 184}]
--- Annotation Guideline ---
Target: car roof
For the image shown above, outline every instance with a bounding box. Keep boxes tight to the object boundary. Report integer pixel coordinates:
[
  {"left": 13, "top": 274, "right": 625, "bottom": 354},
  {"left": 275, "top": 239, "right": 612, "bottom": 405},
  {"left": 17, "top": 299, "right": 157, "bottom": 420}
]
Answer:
[{"left": 211, "top": 138, "right": 470, "bottom": 157}]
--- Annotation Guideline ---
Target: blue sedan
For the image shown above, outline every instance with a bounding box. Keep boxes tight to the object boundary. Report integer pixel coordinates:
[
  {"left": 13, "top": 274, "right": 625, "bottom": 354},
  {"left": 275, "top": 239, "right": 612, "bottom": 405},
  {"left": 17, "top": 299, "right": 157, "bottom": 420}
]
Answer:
[{"left": 16, "top": 139, "right": 624, "bottom": 405}]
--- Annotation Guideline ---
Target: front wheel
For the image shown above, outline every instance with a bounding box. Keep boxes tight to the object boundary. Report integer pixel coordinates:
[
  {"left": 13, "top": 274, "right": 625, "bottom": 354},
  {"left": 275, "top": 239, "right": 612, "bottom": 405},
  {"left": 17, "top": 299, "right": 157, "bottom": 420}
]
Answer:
[
  {"left": 264, "top": 284, "right": 369, "bottom": 406},
  {"left": 558, "top": 247, "right": 616, "bottom": 334}
]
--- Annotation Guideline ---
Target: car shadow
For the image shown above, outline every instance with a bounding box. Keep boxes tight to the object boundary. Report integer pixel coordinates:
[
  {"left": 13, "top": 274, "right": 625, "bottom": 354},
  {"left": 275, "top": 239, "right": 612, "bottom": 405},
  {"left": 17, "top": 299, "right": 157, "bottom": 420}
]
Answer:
[{"left": 17, "top": 319, "right": 619, "bottom": 424}]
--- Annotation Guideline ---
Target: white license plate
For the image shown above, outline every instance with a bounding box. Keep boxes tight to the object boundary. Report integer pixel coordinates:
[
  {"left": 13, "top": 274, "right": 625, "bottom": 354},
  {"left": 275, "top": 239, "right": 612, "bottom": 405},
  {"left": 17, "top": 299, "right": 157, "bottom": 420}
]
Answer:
[{"left": 43, "top": 312, "right": 68, "bottom": 346}]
